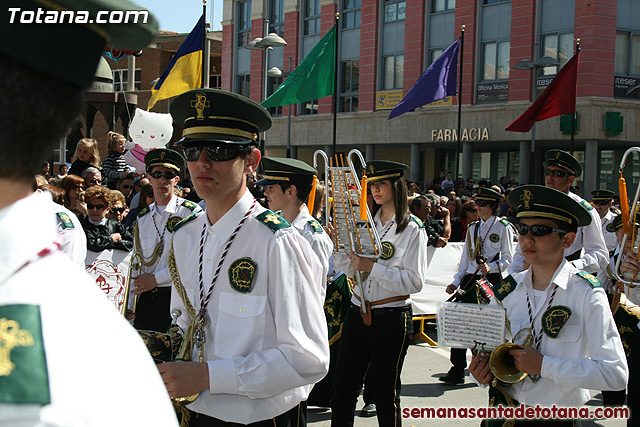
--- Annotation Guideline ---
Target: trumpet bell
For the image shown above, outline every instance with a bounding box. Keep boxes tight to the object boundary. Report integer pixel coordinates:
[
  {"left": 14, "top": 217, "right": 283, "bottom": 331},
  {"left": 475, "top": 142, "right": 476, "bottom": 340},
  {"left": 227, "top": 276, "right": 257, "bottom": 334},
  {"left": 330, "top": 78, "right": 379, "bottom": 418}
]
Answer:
[{"left": 489, "top": 343, "right": 527, "bottom": 383}]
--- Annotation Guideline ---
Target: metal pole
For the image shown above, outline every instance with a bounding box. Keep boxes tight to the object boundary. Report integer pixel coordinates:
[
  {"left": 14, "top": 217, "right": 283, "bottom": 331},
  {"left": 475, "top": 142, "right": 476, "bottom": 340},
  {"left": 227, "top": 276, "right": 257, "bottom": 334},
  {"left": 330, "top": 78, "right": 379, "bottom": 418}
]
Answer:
[
  {"left": 455, "top": 25, "right": 465, "bottom": 178},
  {"left": 201, "top": 1, "right": 206, "bottom": 88},
  {"left": 261, "top": 19, "right": 269, "bottom": 156},
  {"left": 332, "top": 14, "right": 340, "bottom": 155},
  {"left": 286, "top": 56, "right": 292, "bottom": 158}
]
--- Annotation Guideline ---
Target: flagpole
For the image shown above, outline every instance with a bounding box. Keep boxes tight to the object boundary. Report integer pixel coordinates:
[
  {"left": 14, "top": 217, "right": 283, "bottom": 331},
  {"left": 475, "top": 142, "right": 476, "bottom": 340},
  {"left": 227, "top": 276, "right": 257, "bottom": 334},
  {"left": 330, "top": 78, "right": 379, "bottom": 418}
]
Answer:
[
  {"left": 455, "top": 25, "right": 465, "bottom": 179},
  {"left": 201, "top": 1, "right": 206, "bottom": 88},
  {"left": 332, "top": 14, "right": 340, "bottom": 156},
  {"left": 570, "top": 39, "right": 580, "bottom": 155}
]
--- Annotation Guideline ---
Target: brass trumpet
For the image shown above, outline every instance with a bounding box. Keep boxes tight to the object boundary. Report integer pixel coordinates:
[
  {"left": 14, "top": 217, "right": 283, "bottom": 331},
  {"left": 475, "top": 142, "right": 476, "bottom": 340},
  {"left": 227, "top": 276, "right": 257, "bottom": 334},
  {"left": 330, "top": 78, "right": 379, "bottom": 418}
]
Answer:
[{"left": 489, "top": 343, "right": 528, "bottom": 383}]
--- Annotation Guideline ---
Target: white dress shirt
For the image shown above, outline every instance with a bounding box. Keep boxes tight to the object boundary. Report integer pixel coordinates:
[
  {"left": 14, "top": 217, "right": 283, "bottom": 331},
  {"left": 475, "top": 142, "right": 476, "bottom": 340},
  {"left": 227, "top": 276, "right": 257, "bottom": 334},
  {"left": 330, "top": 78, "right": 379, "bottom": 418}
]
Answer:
[
  {"left": 48, "top": 200, "right": 87, "bottom": 268},
  {"left": 600, "top": 209, "right": 618, "bottom": 252},
  {"left": 473, "top": 260, "right": 628, "bottom": 407},
  {"left": 334, "top": 211, "right": 427, "bottom": 308},
  {"left": 291, "top": 205, "right": 333, "bottom": 287},
  {"left": 510, "top": 192, "right": 609, "bottom": 274},
  {"left": 135, "top": 195, "right": 201, "bottom": 287},
  {"left": 0, "top": 192, "right": 177, "bottom": 427},
  {"left": 452, "top": 216, "right": 516, "bottom": 287},
  {"left": 169, "top": 191, "right": 329, "bottom": 423}
]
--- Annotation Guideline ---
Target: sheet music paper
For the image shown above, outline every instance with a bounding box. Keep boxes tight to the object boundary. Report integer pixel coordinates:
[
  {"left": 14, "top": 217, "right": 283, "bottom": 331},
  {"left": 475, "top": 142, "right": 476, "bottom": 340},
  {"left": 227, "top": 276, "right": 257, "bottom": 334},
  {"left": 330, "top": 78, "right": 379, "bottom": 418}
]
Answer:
[{"left": 437, "top": 302, "right": 506, "bottom": 351}]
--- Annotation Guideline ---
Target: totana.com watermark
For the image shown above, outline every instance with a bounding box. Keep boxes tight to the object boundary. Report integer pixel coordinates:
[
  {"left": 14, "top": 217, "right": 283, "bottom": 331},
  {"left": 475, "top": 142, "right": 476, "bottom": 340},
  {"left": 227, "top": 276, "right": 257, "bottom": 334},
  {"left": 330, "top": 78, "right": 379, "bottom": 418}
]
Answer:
[{"left": 8, "top": 8, "right": 149, "bottom": 24}]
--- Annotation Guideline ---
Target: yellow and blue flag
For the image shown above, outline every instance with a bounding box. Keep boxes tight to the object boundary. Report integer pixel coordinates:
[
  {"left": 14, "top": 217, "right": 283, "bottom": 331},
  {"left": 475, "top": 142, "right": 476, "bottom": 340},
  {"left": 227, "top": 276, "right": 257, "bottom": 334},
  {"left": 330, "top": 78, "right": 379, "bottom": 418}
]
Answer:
[{"left": 148, "top": 15, "right": 204, "bottom": 110}]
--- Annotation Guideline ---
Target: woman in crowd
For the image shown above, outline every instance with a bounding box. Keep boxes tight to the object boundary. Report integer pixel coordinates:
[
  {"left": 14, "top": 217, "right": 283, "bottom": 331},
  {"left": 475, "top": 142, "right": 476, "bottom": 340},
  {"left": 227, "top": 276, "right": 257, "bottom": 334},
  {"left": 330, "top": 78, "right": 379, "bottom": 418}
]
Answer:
[
  {"left": 80, "top": 186, "right": 133, "bottom": 252},
  {"left": 449, "top": 199, "right": 478, "bottom": 242},
  {"left": 107, "top": 189, "right": 128, "bottom": 224},
  {"left": 331, "top": 160, "right": 427, "bottom": 427},
  {"left": 447, "top": 196, "right": 463, "bottom": 222},
  {"left": 102, "top": 131, "right": 137, "bottom": 188},
  {"left": 61, "top": 174, "right": 87, "bottom": 218},
  {"left": 123, "top": 183, "right": 154, "bottom": 229},
  {"left": 68, "top": 138, "right": 101, "bottom": 177}
]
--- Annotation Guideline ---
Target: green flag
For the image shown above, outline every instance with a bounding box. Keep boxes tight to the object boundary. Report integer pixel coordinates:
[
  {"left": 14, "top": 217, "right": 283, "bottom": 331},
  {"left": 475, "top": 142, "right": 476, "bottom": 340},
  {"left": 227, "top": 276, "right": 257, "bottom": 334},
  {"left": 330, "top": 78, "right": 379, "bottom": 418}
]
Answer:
[{"left": 261, "top": 26, "right": 336, "bottom": 108}]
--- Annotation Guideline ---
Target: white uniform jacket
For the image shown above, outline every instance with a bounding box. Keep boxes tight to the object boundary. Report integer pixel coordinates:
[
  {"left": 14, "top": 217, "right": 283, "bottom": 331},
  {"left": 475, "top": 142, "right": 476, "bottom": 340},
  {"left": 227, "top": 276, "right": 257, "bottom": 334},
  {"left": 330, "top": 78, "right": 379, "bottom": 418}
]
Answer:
[
  {"left": 0, "top": 192, "right": 177, "bottom": 427},
  {"left": 452, "top": 216, "right": 516, "bottom": 287},
  {"left": 510, "top": 193, "right": 609, "bottom": 274},
  {"left": 291, "top": 205, "right": 333, "bottom": 288},
  {"left": 50, "top": 201, "right": 86, "bottom": 268},
  {"left": 474, "top": 260, "right": 628, "bottom": 407},
  {"left": 334, "top": 212, "right": 427, "bottom": 308},
  {"left": 169, "top": 191, "right": 329, "bottom": 424},
  {"left": 601, "top": 209, "right": 618, "bottom": 252},
  {"left": 135, "top": 195, "right": 201, "bottom": 288}
]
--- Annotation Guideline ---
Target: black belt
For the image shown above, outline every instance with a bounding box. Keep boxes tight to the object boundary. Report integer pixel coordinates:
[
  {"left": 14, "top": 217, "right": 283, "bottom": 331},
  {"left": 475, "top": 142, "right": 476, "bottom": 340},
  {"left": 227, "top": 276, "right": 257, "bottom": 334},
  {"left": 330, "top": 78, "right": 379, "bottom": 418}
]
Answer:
[
  {"left": 150, "top": 286, "right": 171, "bottom": 293},
  {"left": 350, "top": 303, "right": 411, "bottom": 316}
]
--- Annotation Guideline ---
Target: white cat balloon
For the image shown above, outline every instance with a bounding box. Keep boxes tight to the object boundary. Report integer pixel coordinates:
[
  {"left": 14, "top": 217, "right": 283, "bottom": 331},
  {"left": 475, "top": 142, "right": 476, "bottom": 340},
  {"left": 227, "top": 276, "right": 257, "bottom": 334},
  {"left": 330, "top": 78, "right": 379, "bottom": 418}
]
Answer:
[{"left": 124, "top": 109, "right": 174, "bottom": 173}]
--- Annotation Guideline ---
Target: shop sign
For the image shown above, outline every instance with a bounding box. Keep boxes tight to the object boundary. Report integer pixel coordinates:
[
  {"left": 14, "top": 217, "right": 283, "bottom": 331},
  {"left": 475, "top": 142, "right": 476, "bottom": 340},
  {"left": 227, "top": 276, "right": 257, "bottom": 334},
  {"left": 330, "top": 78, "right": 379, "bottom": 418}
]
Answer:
[{"left": 431, "top": 127, "right": 490, "bottom": 142}]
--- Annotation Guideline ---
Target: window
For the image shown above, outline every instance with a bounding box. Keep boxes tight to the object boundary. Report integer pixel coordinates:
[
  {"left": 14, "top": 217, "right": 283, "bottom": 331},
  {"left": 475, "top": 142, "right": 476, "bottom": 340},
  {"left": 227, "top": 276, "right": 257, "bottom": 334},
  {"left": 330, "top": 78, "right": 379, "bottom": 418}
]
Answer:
[
  {"left": 540, "top": 32, "right": 574, "bottom": 75},
  {"left": 432, "top": 0, "right": 455, "bottom": 13},
  {"left": 268, "top": 0, "right": 285, "bottom": 36},
  {"left": 342, "top": 0, "right": 361, "bottom": 29},
  {"left": 209, "top": 75, "right": 222, "bottom": 89},
  {"left": 237, "top": 0, "right": 252, "bottom": 47},
  {"left": 302, "top": 99, "right": 318, "bottom": 115},
  {"left": 616, "top": 32, "right": 640, "bottom": 75},
  {"left": 303, "top": 0, "right": 320, "bottom": 36},
  {"left": 267, "top": 76, "right": 284, "bottom": 117},
  {"left": 482, "top": 41, "right": 509, "bottom": 81},
  {"left": 382, "top": 54, "right": 404, "bottom": 90},
  {"left": 236, "top": 74, "right": 250, "bottom": 98},
  {"left": 53, "top": 137, "right": 66, "bottom": 164},
  {"left": 112, "top": 69, "right": 141, "bottom": 91},
  {"left": 340, "top": 60, "right": 359, "bottom": 112},
  {"left": 383, "top": 0, "right": 406, "bottom": 22}
]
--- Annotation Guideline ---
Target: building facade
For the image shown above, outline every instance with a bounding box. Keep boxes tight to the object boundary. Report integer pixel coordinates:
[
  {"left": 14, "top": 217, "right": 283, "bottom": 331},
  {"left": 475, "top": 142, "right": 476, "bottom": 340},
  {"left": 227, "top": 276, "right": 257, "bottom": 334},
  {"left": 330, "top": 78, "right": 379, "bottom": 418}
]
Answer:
[{"left": 221, "top": 0, "right": 640, "bottom": 197}]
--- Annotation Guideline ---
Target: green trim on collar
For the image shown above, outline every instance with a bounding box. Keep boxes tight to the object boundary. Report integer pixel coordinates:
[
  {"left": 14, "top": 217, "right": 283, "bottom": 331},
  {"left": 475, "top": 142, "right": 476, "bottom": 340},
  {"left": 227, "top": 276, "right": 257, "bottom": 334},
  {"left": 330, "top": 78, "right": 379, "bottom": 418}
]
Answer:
[
  {"left": 308, "top": 219, "right": 324, "bottom": 233},
  {"left": 579, "top": 200, "right": 594, "bottom": 211},
  {"left": 181, "top": 200, "right": 199, "bottom": 211},
  {"left": 411, "top": 215, "right": 425, "bottom": 229},
  {"left": 576, "top": 271, "right": 602, "bottom": 288},
  {"left": 172, "top": 212, "right": 199, "bottom": 232},
  {"left": 256, "top": 210, "right": 290, "bottom": 233},
  {"left": 56, "top": 212, "right": 74, "bottom": 229}
]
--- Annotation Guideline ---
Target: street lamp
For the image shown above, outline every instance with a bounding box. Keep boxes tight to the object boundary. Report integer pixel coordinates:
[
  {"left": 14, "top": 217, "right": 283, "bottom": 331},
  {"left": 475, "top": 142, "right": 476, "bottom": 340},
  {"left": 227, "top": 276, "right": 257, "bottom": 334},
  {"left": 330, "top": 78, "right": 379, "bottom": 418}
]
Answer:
[
  {"left": 267, "top": 56, "right": 294, "bottom": 157},
  {"left": 246, "top": 21, "right": 287, "bottom": 155},
  {"left": 512, "top": 56, "right": 559, "bottom": 185}
]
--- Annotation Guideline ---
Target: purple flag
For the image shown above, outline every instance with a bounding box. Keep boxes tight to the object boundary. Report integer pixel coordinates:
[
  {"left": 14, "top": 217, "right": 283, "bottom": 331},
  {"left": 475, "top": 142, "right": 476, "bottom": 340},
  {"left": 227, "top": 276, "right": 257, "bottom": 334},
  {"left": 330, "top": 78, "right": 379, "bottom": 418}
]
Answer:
[{"left": 388, "top": 38, "right": 460, "bottom": 120}]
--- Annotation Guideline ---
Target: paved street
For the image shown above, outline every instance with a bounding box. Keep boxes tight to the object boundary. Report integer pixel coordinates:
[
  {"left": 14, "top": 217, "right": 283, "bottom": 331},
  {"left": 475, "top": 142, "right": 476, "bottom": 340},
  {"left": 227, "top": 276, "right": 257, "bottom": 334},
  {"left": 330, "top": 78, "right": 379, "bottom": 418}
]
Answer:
[{"left": 309, "top": 324, "right": 627, "bottom": 427}]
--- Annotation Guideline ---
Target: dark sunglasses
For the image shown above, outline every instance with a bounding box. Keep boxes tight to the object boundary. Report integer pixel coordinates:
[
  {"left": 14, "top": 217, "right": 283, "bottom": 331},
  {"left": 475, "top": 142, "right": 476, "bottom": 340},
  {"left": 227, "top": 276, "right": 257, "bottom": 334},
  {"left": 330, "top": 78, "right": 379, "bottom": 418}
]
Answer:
[
  {"left": 121, "top": 184, "right": 133, "bottom": 189},
  {"left": 593, "top": 200, "right": 611, "bottom": 206},
  {"left": 87, "top": 203, "right": 107, "bottom": 210},
  {"left": 183, "top": 143, "right": 249, "bottom": 162},
  {"left": 516, "top": 223, "right": 566, "bottom": 237},
  {"left": 475, "top": 200, "right": 490, "bottom": 207},
  {"left": 111, "top": 207, "right": 126, "bottom": 214},
  {"left": 149, "top": 171, "right": 177, "bottom": 180},
  {"left": 468, "top": 208, "right": 478, "bottom": 213},
  {"left": 89, "top": 179, "right": 102, "bottom": 184},
  {"left": 544, "top": 169, "right": 570, "bottom": 178}
]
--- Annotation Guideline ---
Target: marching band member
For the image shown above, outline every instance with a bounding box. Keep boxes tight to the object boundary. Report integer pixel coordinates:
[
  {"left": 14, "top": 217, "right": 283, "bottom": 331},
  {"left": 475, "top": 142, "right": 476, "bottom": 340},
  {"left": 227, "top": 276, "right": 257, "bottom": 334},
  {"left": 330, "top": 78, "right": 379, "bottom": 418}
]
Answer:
[
  {"left": 331, "top": 160, "right": 427, "bottom": 426},
  {"left": 509, "top": 150, "right": 608, "bottom": 275},
  {"left": 131, "top": 149, "right": 201, "bottom": 332},
  {"left": 470, "top": 185, "right": 628, "bottom": 426},
  {"left": 442, "top": 187, "right": 516, "bottom": 384},
  {"left": 159, "top": 89, "right": 329, "bottom": 426},
  {"left": 0, "top": 1, "right": 177, "bottom": 425}
]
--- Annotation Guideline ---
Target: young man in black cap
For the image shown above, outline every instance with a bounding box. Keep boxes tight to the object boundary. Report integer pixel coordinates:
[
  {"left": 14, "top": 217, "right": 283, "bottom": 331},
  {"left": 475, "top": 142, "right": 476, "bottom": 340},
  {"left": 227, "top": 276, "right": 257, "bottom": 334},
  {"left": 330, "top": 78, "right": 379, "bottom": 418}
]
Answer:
[
  {"left": 469, "top": 185, "right": 627, "bottom": 426},
  {"left": 0, "top": 1, "right": 177, "bottom": 425},
  {"left": 159, "top": 89, "right": 329, "bottom": 426},
  {"left": 130, "top": 148, "right": 201, "bottom": 332},
  {"left": 257, "top": 157, "right": 333, "bottom": 287},
  {"left": 441, "top": 187, "right": 516, "bottom": 384},
  {"left": 509, "top": 150, "right": 608, "bottom": 275},
  {"left": 591, "top": 189, "right": 619, "bottom": 257}
]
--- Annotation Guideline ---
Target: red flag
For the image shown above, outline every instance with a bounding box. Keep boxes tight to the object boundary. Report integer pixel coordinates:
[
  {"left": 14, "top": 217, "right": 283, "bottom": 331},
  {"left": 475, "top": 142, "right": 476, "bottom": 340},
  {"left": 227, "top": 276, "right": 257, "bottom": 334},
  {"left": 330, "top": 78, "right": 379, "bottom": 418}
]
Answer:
[{"left": 506, "top": 51, "right": 580, "bottom": 132}]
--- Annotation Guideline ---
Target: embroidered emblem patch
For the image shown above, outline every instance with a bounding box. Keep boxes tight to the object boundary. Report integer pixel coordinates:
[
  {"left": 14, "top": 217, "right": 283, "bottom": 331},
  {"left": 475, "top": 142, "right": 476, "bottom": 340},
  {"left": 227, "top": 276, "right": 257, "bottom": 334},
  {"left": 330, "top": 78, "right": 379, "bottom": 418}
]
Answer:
[
  {"left": 138, "top": 206, "right": 150, "bottom": 218},
  {"left": 308, "top": 219, "right": 323, "bottom": 233},
  {"left": 495, "top": 275, "right": 517, "bottom": 301},
  {"left": 576, "top": 271, "right": 602, "bottom": 288},
  {"left": 606, "top": 223, "right": 616, "bottom": 233},
  {"left": 137, "top": 330, "right": 172, "bottom": 363},
  {"left": 181, "top": 200, "right": 198, "bottom": 211},
  {"left": 499, "top": 218, "right": 510, "bottom": 227},
  {"left": 191, "top": 93, "right": 210, "bottom": 120},
  {"left": 579, "top": 200, "right": 594, "bottom": 211},
  {"left": 56, "top": 212, "right": 74, "bottom": 229},
  {"left": 380, "top": 241, "right": 395, "bottom": 260},
  {"left": 0, "top": 304, "right": 50, "bottom": 405},
  {"left": 256, "top": 210, "right": 290, "bottom": 233},
  {"left": 542, "top": 305, "right": 572, "bottom": 338},
  {"left": 228, "top": 257, "right": 257, "bottom": 293},
  {"left": 489, "top": 233, "right": 500, "bottom": 243},
  {"left": 166, "top": 216, "right": 183, "bottom": 232},
  {"left": 411, "top": 215, "right": 425, "bottom": 229},
  {"left": 521, "top": 189, "right": 533, "bottom": 209}
]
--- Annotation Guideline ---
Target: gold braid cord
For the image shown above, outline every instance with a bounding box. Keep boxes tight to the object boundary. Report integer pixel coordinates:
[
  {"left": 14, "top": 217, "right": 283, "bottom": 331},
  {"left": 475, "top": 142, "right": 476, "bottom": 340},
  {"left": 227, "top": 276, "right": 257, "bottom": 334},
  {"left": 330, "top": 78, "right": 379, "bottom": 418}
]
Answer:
[{"left": 133, "top": 220, "right": 164, "bottom": 267}]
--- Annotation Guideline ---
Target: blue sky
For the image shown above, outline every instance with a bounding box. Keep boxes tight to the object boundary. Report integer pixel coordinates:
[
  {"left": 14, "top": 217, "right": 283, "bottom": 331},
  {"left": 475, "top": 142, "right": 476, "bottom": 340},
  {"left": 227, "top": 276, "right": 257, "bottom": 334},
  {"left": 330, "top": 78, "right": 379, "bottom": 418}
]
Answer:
[{"left": 135, "top": 0, "right": 223, "bottom": 33}]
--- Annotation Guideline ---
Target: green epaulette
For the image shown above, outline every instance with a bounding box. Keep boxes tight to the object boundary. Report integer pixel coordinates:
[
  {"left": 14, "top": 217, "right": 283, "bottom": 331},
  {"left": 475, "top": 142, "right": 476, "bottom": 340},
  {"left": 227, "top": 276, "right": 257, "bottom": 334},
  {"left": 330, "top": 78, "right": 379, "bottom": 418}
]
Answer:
[
  {"left": 256, "top": 210, "right": 291, "bottom": 233},
  {"left": 576, "top": 271, "right": 602, "bottom": 288},
  {"left": 308, "top": 219, "right": 324, "bottom": 233},
  {"left": 138, "top": 206, "right": 150, "bottom": 218},
  {"left": 499, "top": 218, "right": 511, "bottom": 227},
  {"left": 494, "top": 275, "right": 518, "bottom": 301},
  {"left": 56, "top": 212, "right": 74, "bottom": 229},
  {"left": 467, "top": 220, "right": 479, "bottom": 228},
  {"left": 410, "top": 214, "right": 425, "bottom": 229},
  {"left": 579, "top": 200, "right": 594, "bottom": 211},
  {"left": 181, "top": 200, "right": 199, "bottom": 211},
  {"left": 172, "top": 212, "right": 199, "bottom": 232}
]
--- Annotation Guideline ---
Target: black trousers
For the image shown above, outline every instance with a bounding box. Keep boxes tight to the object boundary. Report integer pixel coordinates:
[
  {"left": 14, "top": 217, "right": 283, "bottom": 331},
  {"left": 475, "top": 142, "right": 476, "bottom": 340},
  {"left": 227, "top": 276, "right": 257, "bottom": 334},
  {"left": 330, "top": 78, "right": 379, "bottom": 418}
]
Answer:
[
  {"left": 133, "top": 287, "right": 172, "bottom": 332},
  {"left": 627, "top": 327, "right": 640, "bottom": 426},
  {"left": 331, "top": 304, "right": 413, "bottom": 427},
  {"left": 188, "top": 403, "right": 305, "bottom": 427}
]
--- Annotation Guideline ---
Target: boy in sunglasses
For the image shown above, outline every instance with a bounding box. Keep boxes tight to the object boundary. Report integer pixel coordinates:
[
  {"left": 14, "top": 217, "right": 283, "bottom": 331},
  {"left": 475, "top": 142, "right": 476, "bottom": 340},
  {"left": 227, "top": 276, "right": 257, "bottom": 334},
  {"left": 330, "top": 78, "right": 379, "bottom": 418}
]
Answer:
[
  {"left": 509, "top": 150, "right": 608, "bottom": 276},
  {"left": 591, "top": 189, "right": 619, "bottom": 258},
  {"left": 158, "top": 89, "right": 328, "bottom": 426},
  {"left": 131, "top": 148, "right": 202, "bottom": 332},
  {"left": 469, "top": 185, "right": 628, "bottom": 426}
]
